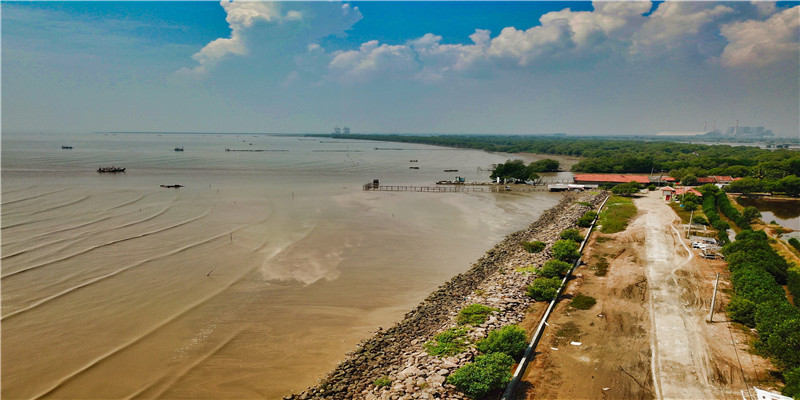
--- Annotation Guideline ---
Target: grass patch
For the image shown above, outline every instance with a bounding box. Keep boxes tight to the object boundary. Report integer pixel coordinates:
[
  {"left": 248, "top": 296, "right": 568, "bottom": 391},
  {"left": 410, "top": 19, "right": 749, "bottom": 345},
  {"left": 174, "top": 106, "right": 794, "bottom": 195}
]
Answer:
[
  {"left": 598, "top": 196, "right": 637, "bottom": 233},
  {"left": 424, "top": 327, "right": 471, "bottom": 356},
  {"left": 374, "top": 376, "right": 391, "bottom": 387},
  {"left": 457, "top": 304, "right": 498, "bottom": 325},
  {"left": 553, "top": 321, "right": 582, "bottom": 346},
  {"left": 569, "top": 294, "right": 597, "bottom": 310},
  {"left": 594, "top": 235, "right": 611, "bottom": 243},
  {"left": 516, "top": 265, "right": 539, "bottom": 274},
  {"left": 593, "top": 256, "right": 609, "bottom": 276},
  {"left": 575, "top": 201, "right": 592, "bottom": 207}
]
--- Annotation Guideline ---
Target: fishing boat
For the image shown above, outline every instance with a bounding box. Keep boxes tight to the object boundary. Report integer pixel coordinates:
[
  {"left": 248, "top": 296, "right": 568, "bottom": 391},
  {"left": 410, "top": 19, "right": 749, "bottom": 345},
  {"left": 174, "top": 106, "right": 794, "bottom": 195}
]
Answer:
[
  {"left": 97, "top": 166, "right": 125, "bottom": 173},
  {"left": 61, "top": 145, "right": 73, "bottom": 149},
  {"left": 174, "top": 146, "right": 184, "bottom": 151}
]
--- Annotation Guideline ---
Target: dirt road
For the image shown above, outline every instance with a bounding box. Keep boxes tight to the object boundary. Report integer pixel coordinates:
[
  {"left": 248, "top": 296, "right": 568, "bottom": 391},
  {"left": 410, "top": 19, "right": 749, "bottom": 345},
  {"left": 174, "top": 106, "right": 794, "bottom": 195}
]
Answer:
[
  {"left": 519, "top": 192, "right": 773, "bottom": 400},
  {"left": 640, "top": 193, "right": 714, "bottom": 399}
]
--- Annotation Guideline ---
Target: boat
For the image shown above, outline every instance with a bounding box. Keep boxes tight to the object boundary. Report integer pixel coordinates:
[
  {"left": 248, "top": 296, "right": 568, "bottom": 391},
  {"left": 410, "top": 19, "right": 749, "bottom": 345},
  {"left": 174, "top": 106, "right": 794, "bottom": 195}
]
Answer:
[
  {"left": 444, "top": 169, "right": 458, "bottom": 172},
  {"left": 409, "top": 166, "right": 420, "bottom": 169},
  {"left": 97, "top": 166, "right": 125, "bottom": 173},
  {"left": 61, "top": 145, "right": 73, "bottom": 149},
  {"left": 160, "top": 184, "right": 183, "bottom": 188},
  {"left": 174, "top": 146, "right": 184, "bottom": 151}
]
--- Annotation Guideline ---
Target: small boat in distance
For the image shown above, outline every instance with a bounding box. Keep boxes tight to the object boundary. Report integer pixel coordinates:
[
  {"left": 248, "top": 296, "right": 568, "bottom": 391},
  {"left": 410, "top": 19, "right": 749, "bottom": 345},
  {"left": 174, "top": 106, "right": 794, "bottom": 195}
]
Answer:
[
  {"left": 61, "top": 145, "right": 73, "bottom": 149},
  {"left": 97, "top": 166, "right": 125, "bottom": 173},
  {"left": 160, "top": 184, "right": 183, "bottom": 188},
  {"left": 174, "top": 146, "right": 184, "bottom": 151}
]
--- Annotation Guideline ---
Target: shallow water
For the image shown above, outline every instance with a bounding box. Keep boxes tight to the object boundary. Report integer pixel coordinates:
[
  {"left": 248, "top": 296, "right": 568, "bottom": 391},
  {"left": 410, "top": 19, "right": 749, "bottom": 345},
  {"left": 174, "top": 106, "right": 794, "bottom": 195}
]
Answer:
[{"left": 1, "top": 132, "right": 565, "bottom": 399}]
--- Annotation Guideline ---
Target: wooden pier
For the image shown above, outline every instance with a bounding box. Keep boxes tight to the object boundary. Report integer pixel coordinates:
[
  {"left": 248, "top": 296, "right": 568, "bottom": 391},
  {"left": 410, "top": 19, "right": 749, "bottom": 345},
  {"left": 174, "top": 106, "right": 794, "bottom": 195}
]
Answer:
[{"left": 362, "top": 183, "right": 549, "bottom": 193}]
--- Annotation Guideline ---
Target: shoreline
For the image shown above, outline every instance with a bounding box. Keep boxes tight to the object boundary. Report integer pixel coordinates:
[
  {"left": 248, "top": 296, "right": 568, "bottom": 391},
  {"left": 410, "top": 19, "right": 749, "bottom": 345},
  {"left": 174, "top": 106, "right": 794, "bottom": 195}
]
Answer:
[{"left": 286, "top": 190, "right": 606, "bottom": 400}]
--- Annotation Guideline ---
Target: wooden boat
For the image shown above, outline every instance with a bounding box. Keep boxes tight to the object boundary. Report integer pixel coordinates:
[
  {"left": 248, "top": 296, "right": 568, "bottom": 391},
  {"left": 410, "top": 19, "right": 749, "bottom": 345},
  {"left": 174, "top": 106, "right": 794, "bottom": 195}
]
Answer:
[{"left": 97, "top": 166, "right": 125, "bottom": 173}]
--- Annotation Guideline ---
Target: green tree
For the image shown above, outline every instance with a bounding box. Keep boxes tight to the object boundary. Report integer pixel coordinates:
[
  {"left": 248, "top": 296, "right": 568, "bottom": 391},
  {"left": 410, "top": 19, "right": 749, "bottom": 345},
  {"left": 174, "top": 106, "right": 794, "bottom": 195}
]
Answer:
[
  {"left": 683, "top": 201, "right": 698, "bottom": 212},
  {"left": 611, "top": 181, "right": 641, "bottom": 196},
  {"left": 724, "top": 177, "right": 764, "bottom": 194},
  {"left": 681, "top": 174, "right": 699, "bottom": 186},
  {"left": 777, "top": 175, "right": 800, "bottom": 196},
  {"left": 742, "top": 206, "right": 762, "bottom": 224}
]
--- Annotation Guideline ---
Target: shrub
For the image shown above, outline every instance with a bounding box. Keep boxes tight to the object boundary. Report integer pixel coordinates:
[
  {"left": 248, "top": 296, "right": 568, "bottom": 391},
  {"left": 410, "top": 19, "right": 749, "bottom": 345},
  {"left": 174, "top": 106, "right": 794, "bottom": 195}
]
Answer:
[
  {"left": 552, "top": 239, "right": 580, "bottom": 262},
  {"left": 538, "top": 259, "right": 572, "bottom": 278},
  {"left": 424, "top": 327, "right": 470, "bottom": 356},
  {"left": 527, "top": 277, "right": 562, "bottom": 301},
  {"left": 647, "top": 184, "right": 656, "bottom": 191},
  {"left": 712, "top": 220, "right": 730, "bottom": 231},
  {"left": 569, "top": 294, "right": 597, "bottom": 310},
  {"left": 788, "top": 267, "right": 800, "bottom": 305},
  {"left": 457, "top": 304, "right": 498, "bottom": 326},
  {"left": 727, "top": 296, "right": 757, "bottom": 327},
  {"left": 374, "top": 376, "right": 391, "bottom": 387},
  {"left": 683, "top": 201, "right": 698, "bottom": 211},
  {"left": 560, "top": 228, "right": 583, "bottom": 242},
  {"left": 522, "top": 241, "right": 546, "bottom": 253},
  {"left": 789, "top": 237, "right": 800, "bottom": 252},
  {"left": 783, "top": 366, "right": 800, "bottom": 398},
  {"left": 476, "top": 325, "right": 528, "bottom": 359},
  {"left": 691, "top": 216, "right": 708, "bottom": 226},
  {"left": 576, "top": 211, "right": 598, "bottom": 227},
  {"left": 446, "top": 353, "right": 514, "bottom": 399}
]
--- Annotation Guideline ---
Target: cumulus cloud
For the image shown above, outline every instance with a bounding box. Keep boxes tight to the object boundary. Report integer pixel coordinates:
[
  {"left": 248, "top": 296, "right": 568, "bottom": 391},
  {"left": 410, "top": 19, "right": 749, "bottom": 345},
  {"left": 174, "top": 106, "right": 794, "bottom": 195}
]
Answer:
[
  {"left": 721, "top": 5, "right": 800, "bottom": 68},
  {"left": 323, "top": 1, "right": 797, "bottom": 84},
  {"left": 177, "top": 1, "right": 284, "bottom": 78}
]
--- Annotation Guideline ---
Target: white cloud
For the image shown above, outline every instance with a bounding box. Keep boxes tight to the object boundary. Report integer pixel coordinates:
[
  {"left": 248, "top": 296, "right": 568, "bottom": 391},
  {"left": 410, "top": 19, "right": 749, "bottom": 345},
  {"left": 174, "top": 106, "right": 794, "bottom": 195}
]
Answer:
[
  {"left": 177, "top": 1, "right": 283, "bottom": 78},
  {"left": 721, "top": 5, "right": 800, "bottom": 68}
]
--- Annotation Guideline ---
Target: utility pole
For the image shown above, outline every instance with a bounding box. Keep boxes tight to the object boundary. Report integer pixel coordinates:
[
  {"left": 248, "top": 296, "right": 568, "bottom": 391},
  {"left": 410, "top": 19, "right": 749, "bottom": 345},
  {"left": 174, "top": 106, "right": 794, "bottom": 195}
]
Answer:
[
  {"left": 687, "top": 210, "right": 694, "bottom": 238},
  {"left": 709, "top": 273, "right": 721, "bottom": 322}
]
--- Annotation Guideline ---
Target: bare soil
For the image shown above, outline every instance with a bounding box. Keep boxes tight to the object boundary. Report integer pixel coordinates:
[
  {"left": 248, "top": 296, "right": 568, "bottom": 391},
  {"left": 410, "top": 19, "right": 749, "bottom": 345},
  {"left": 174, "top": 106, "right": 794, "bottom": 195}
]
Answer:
[{"left": 517, "top": 192, "right": 776, "bottom": 400}]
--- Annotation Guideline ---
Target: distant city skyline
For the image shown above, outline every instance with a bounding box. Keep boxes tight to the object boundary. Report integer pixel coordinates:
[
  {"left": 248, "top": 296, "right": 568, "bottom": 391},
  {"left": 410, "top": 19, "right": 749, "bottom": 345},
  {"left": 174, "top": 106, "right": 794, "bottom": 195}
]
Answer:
[{"left": 2, "top": 1, "right": 799, "bottom": 137}]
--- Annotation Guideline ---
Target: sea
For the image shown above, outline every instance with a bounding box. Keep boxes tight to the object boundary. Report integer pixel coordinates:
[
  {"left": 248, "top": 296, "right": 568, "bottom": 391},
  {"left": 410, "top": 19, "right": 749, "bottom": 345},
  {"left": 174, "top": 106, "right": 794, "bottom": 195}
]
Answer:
[{"left": 1, "top": 132, "right": 570, "bottom": 399}]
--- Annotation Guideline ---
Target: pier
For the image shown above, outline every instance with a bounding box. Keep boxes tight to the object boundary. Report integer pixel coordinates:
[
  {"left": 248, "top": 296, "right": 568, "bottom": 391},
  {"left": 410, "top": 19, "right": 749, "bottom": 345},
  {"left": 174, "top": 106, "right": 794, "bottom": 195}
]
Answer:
[{"left": 362, "top": 182, "right": 549, "bottom": 193}]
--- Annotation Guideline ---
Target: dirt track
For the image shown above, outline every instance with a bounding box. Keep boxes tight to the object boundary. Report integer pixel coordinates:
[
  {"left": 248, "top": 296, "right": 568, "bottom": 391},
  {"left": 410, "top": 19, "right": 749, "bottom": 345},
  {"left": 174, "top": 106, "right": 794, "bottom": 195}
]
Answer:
[{"left": 519, "top": 192, "right": 774, "bottom": 400}]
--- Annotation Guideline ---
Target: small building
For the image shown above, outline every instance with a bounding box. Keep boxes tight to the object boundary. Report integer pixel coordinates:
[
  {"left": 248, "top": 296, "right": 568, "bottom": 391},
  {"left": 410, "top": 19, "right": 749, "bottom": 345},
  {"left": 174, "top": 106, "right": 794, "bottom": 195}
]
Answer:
[
  {"left": 660, "top": 186, "right": 676, "bottom": 201},
  {"left": 674, "top": 187, "right": 703, "bottom": 198},
  {"left": 573, "top": 174, "right": 651, "bottom": 185},
  {"left": 696, "top": 177, "right": 717, "bottom": 185}
]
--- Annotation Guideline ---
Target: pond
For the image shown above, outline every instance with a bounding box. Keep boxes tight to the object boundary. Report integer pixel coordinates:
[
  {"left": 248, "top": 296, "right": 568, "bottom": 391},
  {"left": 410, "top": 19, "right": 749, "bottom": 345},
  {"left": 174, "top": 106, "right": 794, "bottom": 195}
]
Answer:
[{"left": 735, "top": 196, "right": 800, "bottom": 239}]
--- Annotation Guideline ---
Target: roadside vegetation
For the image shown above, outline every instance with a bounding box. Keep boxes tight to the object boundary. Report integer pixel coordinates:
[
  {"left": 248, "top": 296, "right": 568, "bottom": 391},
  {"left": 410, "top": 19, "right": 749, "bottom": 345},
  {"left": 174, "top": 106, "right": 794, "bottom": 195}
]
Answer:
[
  {"left": 424, "top": 327, "right": 471, "bottom": 357},
  {"left": 722, "top": 230, "right": 800, "bottom": 398},
  {"left": 597, "top": 196, "right": 637, "bottom": 234},
  {"left": 569, "top": 294, "right": 597, "bottom": 310}
]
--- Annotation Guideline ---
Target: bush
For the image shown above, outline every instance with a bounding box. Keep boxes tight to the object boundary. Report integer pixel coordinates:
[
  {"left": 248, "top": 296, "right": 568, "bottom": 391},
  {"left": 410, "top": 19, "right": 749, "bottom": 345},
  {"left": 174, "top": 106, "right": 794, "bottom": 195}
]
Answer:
[
  {"left": 446, "top": 353, "right": 514, "bottom": 399},
  {"left": 569, "top": 294, "right": 597, "bottom": 310},
  {"left": 788, "top": 267, "right": 800, "bottom": 305},
  {"left": 522, "top": 241, "right": 546, "bottom": 253},
  {"left": 727, "top": 296, "right": 757, "bottom": 327},
  {"left": 538, "top": 259, "right": 572, "bottom": 278},
  {"left": 691, "top": 216, "right": 709, "bottom": 226},
  {"left": 476, "top": 325, "right": 528, "bottom": 359},
  {"left": 683, "top": 201, "right": 698, "bottom": 211},
  {"left": 551, "top": 240, "right": 580, "bottom": 262},
  {"left": 527, "top": 277, "right": 562, "bottom": 301},
  {"left": 424, "top": 327, "right": 470, "bottom": 356},
  {"left": 457, "top": 304, "right": 498, "bottom": 326},
  {"left": 647, "top": 184, "right": 656, "bottom": 191},
  {"left": 783, "top": 366, "right": 800, "bottom": 398},
  {"left": 576, "top": 211, "right": 597, "bottom": 227},
  {"left": 712, "top": 220, "right": 730, "bottom": 231},
  {"left": 789, "top": 237, "right": 800, "bottom": 252},
  {"left": 374, "top": 376, "right": 391, "bottom": 387},
  {"left": 560, "top": 228, "right": 583, "bottom": 242}
]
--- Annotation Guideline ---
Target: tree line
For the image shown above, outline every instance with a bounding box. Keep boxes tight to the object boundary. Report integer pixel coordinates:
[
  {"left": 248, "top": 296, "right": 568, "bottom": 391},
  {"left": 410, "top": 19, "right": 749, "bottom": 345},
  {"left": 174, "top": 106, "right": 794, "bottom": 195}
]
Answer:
[{"left": 331, "top": 134, "right": 800, "bottom": 196}]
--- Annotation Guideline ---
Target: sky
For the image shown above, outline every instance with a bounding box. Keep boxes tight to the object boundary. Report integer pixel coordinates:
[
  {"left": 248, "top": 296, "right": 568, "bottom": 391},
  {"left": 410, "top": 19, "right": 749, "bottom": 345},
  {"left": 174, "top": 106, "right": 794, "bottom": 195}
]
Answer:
[{"left": 2, "top": 1, "right": 799, "bottom": 137}]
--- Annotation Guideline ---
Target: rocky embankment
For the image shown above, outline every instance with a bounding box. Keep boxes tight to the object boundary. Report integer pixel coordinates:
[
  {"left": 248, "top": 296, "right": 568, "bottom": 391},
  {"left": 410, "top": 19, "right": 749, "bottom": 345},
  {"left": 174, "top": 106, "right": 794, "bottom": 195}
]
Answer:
[{"left": 286, "top": 191, "right": 606, "bottom": 400}]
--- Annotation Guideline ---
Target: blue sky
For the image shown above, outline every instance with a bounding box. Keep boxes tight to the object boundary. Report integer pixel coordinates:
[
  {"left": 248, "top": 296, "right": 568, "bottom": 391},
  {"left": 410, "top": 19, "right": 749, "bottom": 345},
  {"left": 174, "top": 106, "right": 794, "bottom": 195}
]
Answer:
[{"left": 2, "top": 1, "right": 799, "bottom": 136}]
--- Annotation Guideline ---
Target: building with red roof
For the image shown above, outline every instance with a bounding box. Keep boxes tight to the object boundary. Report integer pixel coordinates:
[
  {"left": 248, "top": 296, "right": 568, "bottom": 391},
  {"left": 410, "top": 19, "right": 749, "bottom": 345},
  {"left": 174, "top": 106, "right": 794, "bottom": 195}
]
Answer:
[{"left": 573, "top": 174, "right": 651, "bottom": 185}]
